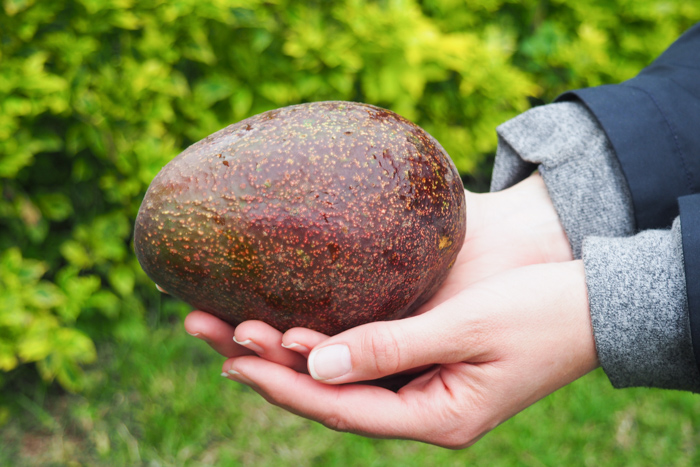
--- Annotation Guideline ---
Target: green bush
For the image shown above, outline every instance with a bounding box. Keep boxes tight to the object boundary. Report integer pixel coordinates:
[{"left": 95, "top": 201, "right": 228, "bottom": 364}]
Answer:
[{"left": 1, "top": 0, "right": 698, "bottom": 391}]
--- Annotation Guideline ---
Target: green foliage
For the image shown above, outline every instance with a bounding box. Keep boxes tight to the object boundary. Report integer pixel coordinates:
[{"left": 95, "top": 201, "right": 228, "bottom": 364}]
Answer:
[
  {"left": 1, "top": 0, "right": 699, "bottom": 391},
  {"left": 0, "top": 248, "right": 97, "bottom": 391}
]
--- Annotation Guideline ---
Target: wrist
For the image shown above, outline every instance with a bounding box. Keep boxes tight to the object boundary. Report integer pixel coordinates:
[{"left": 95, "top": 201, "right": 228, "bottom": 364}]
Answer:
[
  {"left": 507, "top": 175, "right": 573, "bottom": 262},
  {"left": 501, "top": 261, "right": 598, "bottom": 396},
  {"left": 475, "top": 175, "right": 573, "bottom": 264}
]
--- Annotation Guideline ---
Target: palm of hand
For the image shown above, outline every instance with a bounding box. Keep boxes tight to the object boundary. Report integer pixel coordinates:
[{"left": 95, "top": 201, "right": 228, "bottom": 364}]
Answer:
[{"left": 416, "top": 174, "right": 572, "bottom": 314}]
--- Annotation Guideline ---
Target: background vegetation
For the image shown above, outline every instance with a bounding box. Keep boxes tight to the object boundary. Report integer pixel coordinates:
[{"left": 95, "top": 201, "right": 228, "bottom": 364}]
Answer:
[{"left": 1, "top": 0, "right": 699, "bottom": 464}]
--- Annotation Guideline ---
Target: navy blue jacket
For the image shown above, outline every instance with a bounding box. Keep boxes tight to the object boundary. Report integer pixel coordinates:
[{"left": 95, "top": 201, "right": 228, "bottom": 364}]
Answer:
[{"left": 557, "top": 23, "right": 700, "bottom": 373}]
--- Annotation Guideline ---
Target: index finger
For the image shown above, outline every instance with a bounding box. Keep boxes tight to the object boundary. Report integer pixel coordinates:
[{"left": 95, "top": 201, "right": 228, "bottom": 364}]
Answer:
[{"left": 222, "top": 355, "right": 457, "bottom": 444}]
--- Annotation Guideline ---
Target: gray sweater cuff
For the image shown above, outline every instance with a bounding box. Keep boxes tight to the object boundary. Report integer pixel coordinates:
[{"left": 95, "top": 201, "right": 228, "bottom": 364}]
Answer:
[
  {"left": 584, "top": 218, "right": 700, "bottom": 392},
  {"left": 490, "top": 102, "right": 635, "bottom": 258}
]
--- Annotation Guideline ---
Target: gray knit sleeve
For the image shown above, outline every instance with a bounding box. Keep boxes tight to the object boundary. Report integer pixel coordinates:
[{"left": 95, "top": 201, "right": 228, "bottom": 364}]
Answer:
[
  {"left": 490, "top": 101, "right": 635, "bottom": 258},
  {"left": 584, "top": 219, "right": 700, "bottom": 391}
]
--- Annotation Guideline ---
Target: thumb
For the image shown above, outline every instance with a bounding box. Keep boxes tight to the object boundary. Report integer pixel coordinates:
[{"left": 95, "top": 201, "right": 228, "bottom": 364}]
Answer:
[{"left": 307, "top": 307, "right": 470, "bottom": 384}]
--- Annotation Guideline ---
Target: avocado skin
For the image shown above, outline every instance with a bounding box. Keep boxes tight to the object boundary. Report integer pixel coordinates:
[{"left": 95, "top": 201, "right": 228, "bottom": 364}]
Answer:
[{"left": 134, "top": 101, "right": 466, "bottom": 335}]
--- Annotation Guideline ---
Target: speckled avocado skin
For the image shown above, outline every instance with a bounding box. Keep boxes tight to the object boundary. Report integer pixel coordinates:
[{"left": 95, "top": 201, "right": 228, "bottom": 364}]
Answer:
[{"left": 134, "top": 101, "right": 466, "bottom": 335}]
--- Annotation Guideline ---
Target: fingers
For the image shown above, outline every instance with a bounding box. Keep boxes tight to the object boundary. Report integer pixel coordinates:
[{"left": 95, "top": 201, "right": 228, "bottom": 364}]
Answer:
[
  {"left": 305, "top": 301, "right": 483, "bottom": 384},
  {"left": 235, "top": 321, "right": 308, "bottom": 372},
  {"left": 221, "top": 356, "right": 490, "bottom": 448},
  {"left": 184, "top": 313, "right": 308, "bottom": 371},
  {"left": 221, "top": 356, "right": 426, "bottom": 441},
  {"left": 281, "top": 327, "right": 331, "bottom": 357},
  {"left": 184, "top": 311, "right": 253, "bottom": 358}
]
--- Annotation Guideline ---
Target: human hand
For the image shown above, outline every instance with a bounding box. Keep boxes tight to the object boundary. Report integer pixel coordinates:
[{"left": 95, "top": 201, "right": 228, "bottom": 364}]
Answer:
[
  {"left": 183, "top": 173, "right": 573, "bottom": 363},
  {"left": 415, "top": 173, "right": 572, "bottom": 313},
  {"left": 220, "top": 261, "right": 598, "bottom": 448}
]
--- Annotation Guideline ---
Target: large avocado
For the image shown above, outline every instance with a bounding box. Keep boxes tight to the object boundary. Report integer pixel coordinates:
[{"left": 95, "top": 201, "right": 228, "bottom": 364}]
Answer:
[{"left": 134, "top": 101, "right": 466, "bottom": 335}]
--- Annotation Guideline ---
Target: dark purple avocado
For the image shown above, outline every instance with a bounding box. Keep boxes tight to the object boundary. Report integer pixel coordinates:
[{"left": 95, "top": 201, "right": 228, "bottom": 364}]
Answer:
[{"left": 134, "top": 101, "right": 466, "bottom": 335}]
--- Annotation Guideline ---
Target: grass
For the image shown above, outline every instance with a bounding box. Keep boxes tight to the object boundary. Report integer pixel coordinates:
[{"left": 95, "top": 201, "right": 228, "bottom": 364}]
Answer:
[{"left": 2, "top": 322, "right": 700, "bottom": 466}]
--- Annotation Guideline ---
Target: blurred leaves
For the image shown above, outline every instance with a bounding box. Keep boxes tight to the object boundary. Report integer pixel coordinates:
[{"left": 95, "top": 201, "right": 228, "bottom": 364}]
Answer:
[
  {"left": 1, "top": 0, "right": 699, "bottom": 391},
  {"left": 0, "top": 248, "right": 96, "bottom": 390}
]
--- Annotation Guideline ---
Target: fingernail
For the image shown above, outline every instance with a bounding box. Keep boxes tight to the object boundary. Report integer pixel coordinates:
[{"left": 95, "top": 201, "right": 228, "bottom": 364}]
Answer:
[
  {"left": 233, "top": 336, "right": 264, "bottom": 354},
  {"left": 226, "top": 369, "right": 256, "bottom": 386},
  {"left": 308, "top": 344, "right": 352, "bottom": 381},
  {"left": 187, "top": 331, "right": 210, "bottom": 342},
  {"left": 281, "top": 342, "right": 310, "bottom": 353}
]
